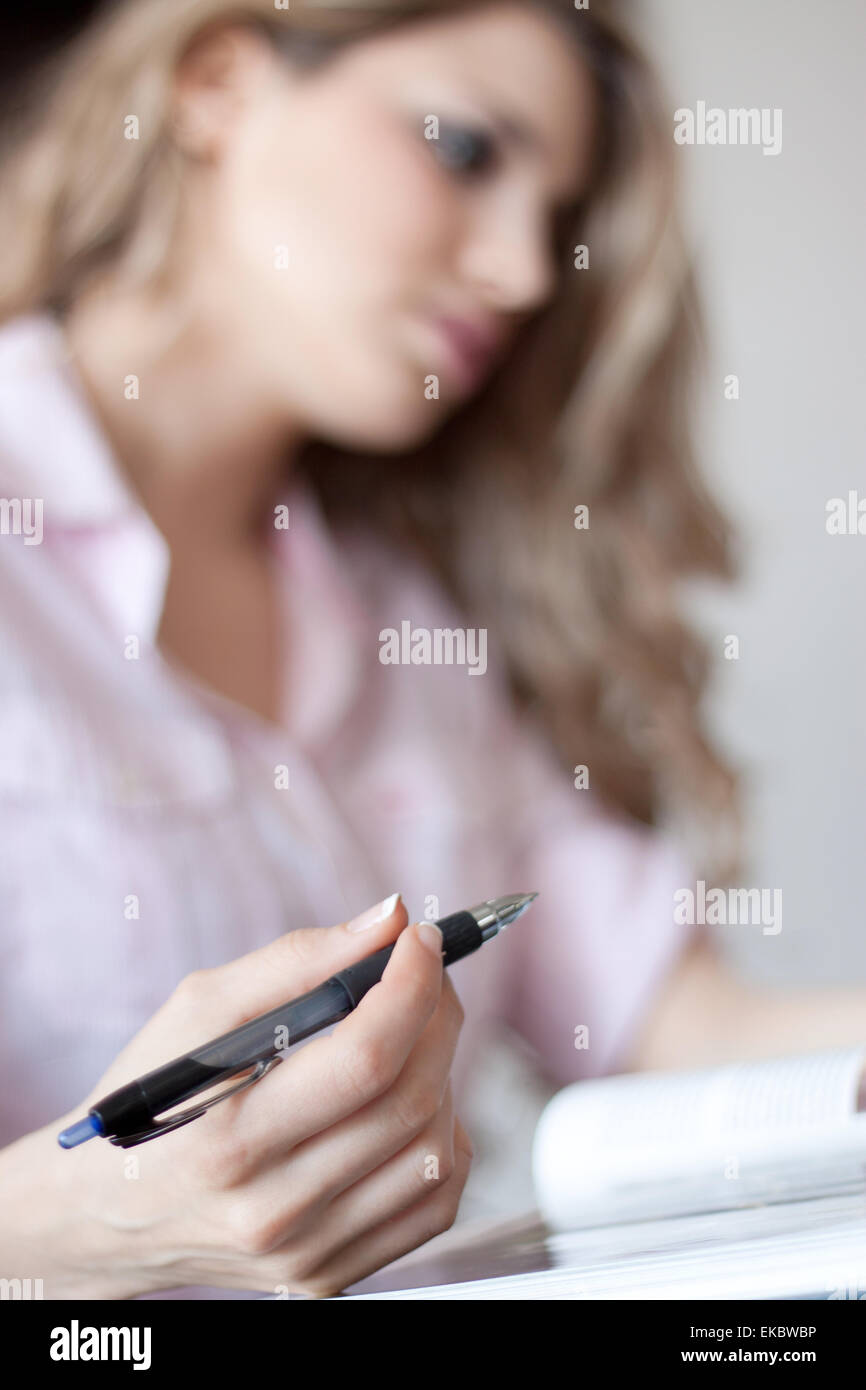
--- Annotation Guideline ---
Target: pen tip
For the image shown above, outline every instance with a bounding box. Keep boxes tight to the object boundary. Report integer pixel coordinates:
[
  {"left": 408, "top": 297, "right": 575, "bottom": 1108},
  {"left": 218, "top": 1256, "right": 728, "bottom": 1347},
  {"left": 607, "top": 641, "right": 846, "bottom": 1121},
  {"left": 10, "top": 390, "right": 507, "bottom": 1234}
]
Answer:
[{"left": 492, "top": 892, "right": 539, "bottom": 926}]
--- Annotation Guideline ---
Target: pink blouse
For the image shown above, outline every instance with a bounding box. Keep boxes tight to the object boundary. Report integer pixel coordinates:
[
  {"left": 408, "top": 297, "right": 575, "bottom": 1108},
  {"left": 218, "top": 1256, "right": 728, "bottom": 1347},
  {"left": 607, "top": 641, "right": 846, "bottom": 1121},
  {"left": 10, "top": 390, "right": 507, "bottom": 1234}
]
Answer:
[{"left": 0, "top": 313, "right": 700, "bottom": 1292}]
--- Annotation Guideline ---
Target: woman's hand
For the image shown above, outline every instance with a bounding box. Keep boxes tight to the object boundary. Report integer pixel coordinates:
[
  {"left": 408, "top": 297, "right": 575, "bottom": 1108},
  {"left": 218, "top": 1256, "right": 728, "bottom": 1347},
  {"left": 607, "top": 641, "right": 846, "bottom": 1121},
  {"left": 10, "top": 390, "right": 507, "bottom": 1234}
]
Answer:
[{"left": 0, "top": 895, "right": 471, "bottom": 1299}]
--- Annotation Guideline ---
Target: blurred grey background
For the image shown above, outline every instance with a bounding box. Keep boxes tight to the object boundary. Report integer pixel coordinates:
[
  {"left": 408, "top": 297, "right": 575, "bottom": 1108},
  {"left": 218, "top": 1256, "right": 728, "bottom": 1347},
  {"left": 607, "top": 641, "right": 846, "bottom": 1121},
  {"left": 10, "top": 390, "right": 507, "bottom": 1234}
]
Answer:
[{"left": 637, "top": 0, "right": 866, "bottom": 987}]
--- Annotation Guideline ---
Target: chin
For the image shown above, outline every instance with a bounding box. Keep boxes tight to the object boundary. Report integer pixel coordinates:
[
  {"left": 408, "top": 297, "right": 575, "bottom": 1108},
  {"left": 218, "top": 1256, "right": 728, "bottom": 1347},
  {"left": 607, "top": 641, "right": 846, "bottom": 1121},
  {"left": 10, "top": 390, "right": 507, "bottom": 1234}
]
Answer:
[{"left": 319, "top": 395, "right": 452, "bottom": 456}]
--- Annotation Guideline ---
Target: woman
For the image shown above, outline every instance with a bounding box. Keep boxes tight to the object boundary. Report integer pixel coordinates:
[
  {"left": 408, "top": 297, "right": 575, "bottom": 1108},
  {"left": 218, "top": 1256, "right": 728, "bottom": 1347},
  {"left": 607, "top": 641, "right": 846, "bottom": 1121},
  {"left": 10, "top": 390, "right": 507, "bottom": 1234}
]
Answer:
[{"left": 0, "top": 0, "right": 863, "bottom": 1301}]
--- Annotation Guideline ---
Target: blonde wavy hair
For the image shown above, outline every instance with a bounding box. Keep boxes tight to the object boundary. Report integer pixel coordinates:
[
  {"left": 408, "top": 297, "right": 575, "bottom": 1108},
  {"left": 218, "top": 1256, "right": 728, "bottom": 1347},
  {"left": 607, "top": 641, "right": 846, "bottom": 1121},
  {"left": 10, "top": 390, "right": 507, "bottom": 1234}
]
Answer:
[{"left": 0, "top": 0, "right": 740, "bottom": 879}]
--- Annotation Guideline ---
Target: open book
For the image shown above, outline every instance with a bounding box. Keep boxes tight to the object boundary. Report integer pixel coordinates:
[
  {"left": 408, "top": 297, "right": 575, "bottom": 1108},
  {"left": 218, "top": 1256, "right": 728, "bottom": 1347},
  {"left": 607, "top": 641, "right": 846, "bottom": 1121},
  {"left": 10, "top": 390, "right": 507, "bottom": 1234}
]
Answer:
[
  {"left": 343, "top": 1046, "right": 866, "bottom": 1299},
  {"left": 533, "top": 1044, "right": 866, "bottom": 1229}
]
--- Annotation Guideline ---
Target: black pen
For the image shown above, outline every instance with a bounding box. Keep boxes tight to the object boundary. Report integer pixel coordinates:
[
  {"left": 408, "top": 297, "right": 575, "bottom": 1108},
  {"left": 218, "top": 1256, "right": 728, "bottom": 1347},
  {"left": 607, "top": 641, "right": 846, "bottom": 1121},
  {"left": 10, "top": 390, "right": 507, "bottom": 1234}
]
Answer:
[{"left": 58, "top": 893, "right": 538, "bottom": 1150}]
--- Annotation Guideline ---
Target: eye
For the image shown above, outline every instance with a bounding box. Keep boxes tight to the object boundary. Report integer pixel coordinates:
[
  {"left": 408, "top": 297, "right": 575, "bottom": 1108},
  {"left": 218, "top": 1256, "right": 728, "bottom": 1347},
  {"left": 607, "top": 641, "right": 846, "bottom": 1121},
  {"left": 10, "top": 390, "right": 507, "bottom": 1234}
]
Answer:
[{"left": 427, "top": 121, "right": 498, "bottom": 177}]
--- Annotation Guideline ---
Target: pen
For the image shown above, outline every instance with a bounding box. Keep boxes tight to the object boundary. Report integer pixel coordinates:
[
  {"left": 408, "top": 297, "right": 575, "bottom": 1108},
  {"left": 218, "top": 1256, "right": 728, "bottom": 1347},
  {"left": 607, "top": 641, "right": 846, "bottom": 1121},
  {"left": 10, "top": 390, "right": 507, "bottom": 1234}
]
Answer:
[{"left": 57, "top": 893, "right": 538, "bottom": 1150}]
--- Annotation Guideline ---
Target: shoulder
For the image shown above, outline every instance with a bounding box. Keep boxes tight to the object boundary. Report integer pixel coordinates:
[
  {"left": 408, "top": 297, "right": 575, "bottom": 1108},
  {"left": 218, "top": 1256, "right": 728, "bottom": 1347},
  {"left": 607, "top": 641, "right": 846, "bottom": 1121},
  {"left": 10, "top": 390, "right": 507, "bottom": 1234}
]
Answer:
[{"left": 0, "top": 315, "right": 57, "bottom": 486}]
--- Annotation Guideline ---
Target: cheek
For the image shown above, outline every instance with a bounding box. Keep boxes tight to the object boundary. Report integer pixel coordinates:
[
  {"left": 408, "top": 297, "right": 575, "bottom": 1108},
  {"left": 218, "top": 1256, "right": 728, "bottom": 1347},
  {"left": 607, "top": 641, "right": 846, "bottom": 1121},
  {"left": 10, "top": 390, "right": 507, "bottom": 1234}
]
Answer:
[
  {"left": 238, "top": 102, "right": 456, "bottom": 312},
  {"left": 331, "top": 124, "right": 455, "bottom": 285},
  {"left": 213, "top": 99, "right": 463, "bottom": 447}
]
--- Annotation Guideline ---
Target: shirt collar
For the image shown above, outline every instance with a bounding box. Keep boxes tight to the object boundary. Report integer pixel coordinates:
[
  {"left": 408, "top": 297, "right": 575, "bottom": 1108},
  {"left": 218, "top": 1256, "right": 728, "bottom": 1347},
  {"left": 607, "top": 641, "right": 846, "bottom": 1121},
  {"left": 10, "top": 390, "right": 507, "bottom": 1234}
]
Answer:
[
  {"left": 0, "top": 311, "right": 368, "bottom": 749},
  {"left": 0, "top": 313, "right": 144, "bottom": 524}
]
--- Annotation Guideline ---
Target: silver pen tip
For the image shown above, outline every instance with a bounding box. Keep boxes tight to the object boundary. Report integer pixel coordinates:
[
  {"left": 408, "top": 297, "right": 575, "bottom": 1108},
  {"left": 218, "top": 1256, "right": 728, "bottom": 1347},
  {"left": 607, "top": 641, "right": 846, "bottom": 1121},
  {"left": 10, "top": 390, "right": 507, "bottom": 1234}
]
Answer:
[
  {"left": 468, "top": 894, "right": 539, "bottom": 941},
  {"left": 502, "top": 891, "right": 538, "bottom": 921}
]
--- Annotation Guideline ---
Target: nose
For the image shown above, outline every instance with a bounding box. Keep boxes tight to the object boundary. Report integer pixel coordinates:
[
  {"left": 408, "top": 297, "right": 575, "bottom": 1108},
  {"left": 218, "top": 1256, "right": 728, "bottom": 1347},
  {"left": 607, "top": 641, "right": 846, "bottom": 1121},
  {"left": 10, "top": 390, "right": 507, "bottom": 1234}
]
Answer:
[{"left": 457, "top": 198, "right": 558, "bottom": 315}]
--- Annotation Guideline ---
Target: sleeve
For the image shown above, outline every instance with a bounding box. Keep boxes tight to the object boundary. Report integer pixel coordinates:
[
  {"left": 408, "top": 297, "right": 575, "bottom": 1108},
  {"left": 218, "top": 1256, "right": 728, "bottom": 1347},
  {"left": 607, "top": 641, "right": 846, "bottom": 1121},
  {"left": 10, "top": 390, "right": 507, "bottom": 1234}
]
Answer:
[{"left": 488, "top": 700, "right": 706, "bottom": 1089}]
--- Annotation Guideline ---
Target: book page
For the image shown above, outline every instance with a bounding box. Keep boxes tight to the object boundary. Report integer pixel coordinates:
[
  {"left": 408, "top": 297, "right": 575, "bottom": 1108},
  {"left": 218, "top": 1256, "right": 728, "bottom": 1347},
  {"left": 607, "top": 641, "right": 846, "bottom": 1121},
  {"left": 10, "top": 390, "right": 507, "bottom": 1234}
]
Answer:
[
  {"left": 532, "top": 1046, "right": 866, "bottom": 1230},
  {"left": 345, "top": 1189, "right": 866, "bottom": 1300}
]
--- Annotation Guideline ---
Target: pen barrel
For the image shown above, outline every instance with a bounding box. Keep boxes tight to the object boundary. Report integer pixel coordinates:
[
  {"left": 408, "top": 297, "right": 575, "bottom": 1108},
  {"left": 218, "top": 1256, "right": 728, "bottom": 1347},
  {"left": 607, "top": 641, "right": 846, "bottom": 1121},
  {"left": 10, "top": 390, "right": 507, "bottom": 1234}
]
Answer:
[
  {"left": 91, "top": 977, "right": 352, "bottom": 1138},
  {"left": 89, "top": 911, "right": 484, "bottom": 1140},
  {"left": 332, "top": 910, "right": 483, "bottom": 1008},
  {"left": 437, "top": 910, "right": 485, "bottom": 963}
]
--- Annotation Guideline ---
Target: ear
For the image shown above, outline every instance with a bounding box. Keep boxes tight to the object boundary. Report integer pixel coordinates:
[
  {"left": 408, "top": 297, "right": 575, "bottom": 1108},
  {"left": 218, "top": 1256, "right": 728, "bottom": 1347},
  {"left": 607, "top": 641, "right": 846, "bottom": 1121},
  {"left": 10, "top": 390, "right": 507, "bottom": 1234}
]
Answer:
[{"left": 171, "top": 24, "right": 277, "bottom": 159}]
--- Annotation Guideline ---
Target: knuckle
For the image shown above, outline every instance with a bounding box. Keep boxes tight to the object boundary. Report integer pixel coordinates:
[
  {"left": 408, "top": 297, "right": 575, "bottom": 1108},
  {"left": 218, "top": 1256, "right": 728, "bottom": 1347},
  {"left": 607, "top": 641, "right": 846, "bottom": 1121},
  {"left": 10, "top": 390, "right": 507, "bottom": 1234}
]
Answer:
[
  {"left": 270, "top": 1238, "right": 337, "bottom": 1294},
  {"left": 194, "top": 1128, "right": 252, "bottom": 1190},
  {"left": 412, "top": 968, "right": 442, "bottom": 1018},
  {"left": 441, "top": 978, "right": 465, "bottom": 1028},
  {"left": 339, "top": 1034, "right": 393, "bottom": 1106},
  {"left": 275, "top": 1190, "right": 313, "bottom": 1241},
  {"left": 222, "top": 1201, "right": 266, "bottom": 1257},
  {"left": 276, "top": 1240, "right": 322, "bottom": 1284},
  {"left": 281, "top": 927, "right": 320, "bottom": 970},
  {"left": 423, "top": 1146, "right": 454, "bottom": 1186},
  {"left": 393, "top": 1077, "right": 441, "bottom": 1136},
  {"left": 454, "top": 1117, "right": 474, "bottom": 1160},
  {"left": 429, "top": 1187, "right": 461, "bottom": 1238},
  {"left": 224, "top": 1200, "right": 281, "bottom": 1258},
  {"left": 172, "top": 967, "right": 213, "bottom": 1006},
  {"left": 255, "top": 927, "right": 323, "bottom": 985},
  {"left": 439, "top": 1143, "right": 456, "bottom": 1183}
]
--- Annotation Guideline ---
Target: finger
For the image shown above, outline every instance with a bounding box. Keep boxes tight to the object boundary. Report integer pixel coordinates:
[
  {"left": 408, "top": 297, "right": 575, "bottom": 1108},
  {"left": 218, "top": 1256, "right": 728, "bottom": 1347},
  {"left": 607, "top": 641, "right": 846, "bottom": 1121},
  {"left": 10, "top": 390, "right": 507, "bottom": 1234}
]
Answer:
[
  {"left": 104, "top": 896, "right": 409, "bottom": 1105},
  {"left": 291, "top": 1117, "right": 474, "bottom": 1298},
  {"left": 178, "top": 893, "right": 409, "bottom": 1031},
  {"left": 275, "top": 1083, "right": 457, "bottom": 1266},
  {"left": 220, "top": 1087, "right": 455, "bottom": 1274},
  {"left": 226, "top": 920, "right": 445, "bottom": 1165},
  {"left": 231, "top": 978, "right": 463, "bottom": 1218}
]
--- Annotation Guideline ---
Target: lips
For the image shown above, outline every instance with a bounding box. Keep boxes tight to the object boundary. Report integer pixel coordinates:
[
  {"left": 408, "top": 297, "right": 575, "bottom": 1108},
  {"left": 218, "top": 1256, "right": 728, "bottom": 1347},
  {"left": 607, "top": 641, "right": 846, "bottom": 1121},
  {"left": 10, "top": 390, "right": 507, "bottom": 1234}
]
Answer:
[{"left": 431, "top": 315, "right": 507, "bottom": 391}]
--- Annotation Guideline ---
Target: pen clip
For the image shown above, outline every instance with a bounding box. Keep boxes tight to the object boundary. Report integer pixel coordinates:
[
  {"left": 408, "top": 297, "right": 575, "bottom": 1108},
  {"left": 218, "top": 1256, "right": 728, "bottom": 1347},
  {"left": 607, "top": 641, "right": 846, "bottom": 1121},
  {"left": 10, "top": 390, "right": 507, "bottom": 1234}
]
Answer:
[{"left": 107, "top": 1057, "right": 282, "bottom": 1149}]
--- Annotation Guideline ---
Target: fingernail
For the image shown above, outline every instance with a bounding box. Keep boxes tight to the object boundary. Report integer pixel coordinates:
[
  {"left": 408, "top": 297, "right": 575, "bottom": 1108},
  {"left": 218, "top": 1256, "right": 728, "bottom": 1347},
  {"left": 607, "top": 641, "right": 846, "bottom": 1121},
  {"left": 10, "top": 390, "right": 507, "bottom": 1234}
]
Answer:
[
  {"left": 347, "top": 892, "right": 401, "bottom": 932},
  {"left": 416, "top": 921, "right": 443, "bottom": 955}
]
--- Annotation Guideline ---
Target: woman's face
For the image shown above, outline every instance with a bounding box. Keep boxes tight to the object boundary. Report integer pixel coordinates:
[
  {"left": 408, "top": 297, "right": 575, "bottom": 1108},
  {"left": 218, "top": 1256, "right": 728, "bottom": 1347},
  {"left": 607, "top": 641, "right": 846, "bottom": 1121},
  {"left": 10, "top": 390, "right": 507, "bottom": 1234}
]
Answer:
[{"left": 174, "top": 2, "right": 596, "bottom": 451}]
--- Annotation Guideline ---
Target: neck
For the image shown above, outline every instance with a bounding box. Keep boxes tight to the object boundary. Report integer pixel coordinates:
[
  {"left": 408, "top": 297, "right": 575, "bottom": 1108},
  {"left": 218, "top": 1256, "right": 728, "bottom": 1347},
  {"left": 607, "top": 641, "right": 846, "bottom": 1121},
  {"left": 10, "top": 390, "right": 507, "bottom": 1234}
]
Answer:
[{"left": 61, "top": 283, "right": 305, "bottom": 548}]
